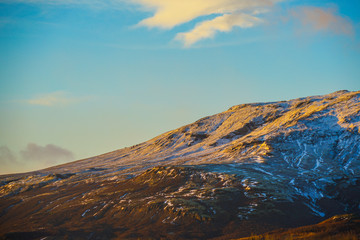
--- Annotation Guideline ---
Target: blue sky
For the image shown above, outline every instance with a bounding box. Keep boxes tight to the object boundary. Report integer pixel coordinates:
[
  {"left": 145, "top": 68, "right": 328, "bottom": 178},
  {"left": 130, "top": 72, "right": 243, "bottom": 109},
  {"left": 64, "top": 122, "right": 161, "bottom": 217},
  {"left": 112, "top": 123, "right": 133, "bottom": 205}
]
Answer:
[{"left": 1, "top": 0, "right": 359, "bottom": 174}]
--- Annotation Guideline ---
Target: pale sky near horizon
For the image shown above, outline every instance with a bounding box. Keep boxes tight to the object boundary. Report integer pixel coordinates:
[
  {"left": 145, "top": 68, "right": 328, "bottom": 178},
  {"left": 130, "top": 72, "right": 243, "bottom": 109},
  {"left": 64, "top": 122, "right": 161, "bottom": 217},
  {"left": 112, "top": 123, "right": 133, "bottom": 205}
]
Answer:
[{"left": 1, "top": 0, "right": 360, "bottom": 174}]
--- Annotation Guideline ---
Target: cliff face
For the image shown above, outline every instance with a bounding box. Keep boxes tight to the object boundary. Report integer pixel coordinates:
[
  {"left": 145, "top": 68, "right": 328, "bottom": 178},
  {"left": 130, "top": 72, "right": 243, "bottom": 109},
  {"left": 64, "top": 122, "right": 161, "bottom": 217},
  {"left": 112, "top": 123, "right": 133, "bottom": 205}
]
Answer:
[{"left": 1, "top": 90, "right": 360, "bottom": 239}]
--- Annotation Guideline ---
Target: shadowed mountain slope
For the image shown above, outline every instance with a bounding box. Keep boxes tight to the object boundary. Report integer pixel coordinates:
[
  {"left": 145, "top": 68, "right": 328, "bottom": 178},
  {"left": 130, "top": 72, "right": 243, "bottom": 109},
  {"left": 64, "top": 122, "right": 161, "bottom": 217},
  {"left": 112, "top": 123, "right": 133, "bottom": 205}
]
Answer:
[{"left": 235, "top": 214, "right": 360, "bottom": 240}]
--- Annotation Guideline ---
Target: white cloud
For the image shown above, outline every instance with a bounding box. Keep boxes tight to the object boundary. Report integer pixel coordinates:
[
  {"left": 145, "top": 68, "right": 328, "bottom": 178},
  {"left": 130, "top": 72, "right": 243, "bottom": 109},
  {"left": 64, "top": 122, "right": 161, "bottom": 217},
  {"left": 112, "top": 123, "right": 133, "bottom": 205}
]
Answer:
[
  {"left": 3, "top": 0, "right": 355, "bottom": 46},
  {"left": 131, "top": 0, "right": 282, "bottom": 46},
  {"left": 0, "top": 0, "right": 105, "bottom": 6},
  {"left": 290, "top": 6, "right": 354, "bottom": 36},
  {"left": 176, "top": 13, "right": 262, "bottom": 47},
  {"left": 133, "top": 0, "right": 276, "bottom": 29},
  {"left": 3, "top": 0, "right": 281, "bottom": 46},
  {"left": 26, "top": 91, "right": 79, "bottom": 106}
]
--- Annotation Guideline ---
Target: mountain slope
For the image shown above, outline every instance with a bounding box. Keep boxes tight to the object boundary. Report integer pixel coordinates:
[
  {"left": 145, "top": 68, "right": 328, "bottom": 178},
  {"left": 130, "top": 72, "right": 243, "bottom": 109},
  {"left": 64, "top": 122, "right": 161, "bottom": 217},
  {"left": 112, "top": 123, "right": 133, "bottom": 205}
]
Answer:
[
  {"left": 0, "top": 90, "right": 360, "bottom": 239},
  {"left": 236, "top": 214, "right": 360, "bottom": 240},
  {"left": 45, "top": 90, "right": 360, "bottom": 174}
]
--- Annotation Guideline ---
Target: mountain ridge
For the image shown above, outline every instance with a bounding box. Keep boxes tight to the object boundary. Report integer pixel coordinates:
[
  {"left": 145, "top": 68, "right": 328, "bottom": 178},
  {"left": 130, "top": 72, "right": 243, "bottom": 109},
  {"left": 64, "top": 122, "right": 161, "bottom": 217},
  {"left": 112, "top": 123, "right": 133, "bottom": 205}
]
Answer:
[{"left": 39, "top": 89, "right": 360, "bottom": 176}]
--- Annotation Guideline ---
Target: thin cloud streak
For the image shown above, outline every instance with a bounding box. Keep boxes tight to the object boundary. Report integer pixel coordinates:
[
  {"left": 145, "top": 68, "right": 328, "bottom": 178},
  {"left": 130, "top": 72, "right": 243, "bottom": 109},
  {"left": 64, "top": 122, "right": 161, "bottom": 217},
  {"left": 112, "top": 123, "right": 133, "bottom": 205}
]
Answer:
[
  {"left": 2, "top": 0, "right": 283, "bottom": 46},
  {"left": 2, "top": 0, "right": 355, "bottom": 46},
  {"left": 0, "top": 0, "right": 108, "bottom": 7},
  {"left": 176, "top": 13, "right": 263, "bottom": 47},
  {"left": 133, "top": 0, "right": 279, "bottom": 29},
  {"left": 132, "top": 0, "right": 282, "bottom": 46},
  {"left": 25, "top": 91, "right": 85, "bottom": 106},
  {"left": 290, "top": 6, "right": 354, "bottom": 36}
]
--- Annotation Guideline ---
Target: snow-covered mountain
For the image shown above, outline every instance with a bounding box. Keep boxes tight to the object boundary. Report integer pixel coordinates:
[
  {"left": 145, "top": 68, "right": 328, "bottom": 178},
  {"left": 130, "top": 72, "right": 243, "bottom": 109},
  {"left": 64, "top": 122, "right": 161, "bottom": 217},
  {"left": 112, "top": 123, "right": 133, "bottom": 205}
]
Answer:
[
  {"left": 39, "top": 90, "right": 360, "bottom": 174},
  {"left": 1, "top": 90, "right": 359, "bottom": 239}
]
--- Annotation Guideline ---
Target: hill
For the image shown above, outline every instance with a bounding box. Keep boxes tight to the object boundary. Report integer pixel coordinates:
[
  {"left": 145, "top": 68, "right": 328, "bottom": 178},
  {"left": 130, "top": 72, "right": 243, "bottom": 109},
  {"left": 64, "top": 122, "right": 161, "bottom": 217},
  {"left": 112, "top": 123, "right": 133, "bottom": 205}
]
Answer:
[{"left": 1, "top": 90, "right": 360, "bottom": 239}]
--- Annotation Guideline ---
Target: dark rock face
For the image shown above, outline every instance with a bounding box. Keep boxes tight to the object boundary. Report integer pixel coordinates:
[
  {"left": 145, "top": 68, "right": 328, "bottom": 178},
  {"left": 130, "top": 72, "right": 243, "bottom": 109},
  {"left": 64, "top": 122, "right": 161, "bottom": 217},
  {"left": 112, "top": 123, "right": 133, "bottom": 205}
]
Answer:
[
  {"left": 1, "top": 90, "right": 360, "bottom": 239},
  {"left": 1, "top": 167, "right": 359, "bottom": 240}
]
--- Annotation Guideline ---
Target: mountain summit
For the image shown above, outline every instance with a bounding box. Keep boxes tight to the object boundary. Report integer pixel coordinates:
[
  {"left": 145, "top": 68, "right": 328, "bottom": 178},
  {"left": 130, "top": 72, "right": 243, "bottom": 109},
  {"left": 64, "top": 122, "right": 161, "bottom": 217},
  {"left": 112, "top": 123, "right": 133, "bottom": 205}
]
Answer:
[
  {"left": 48, "top": 90, "right": 360, "bottom": 173},
  {"left": 1, "top": 90, "right": 360, "bottom": 239}
]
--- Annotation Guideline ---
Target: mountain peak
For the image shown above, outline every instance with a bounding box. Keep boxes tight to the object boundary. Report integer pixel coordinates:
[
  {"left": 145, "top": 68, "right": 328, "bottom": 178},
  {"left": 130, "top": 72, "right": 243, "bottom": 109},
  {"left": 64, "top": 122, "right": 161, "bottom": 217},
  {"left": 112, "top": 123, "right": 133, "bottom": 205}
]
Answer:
[{"left": 39, "top": 90, "right": 360, "bottom": 175}]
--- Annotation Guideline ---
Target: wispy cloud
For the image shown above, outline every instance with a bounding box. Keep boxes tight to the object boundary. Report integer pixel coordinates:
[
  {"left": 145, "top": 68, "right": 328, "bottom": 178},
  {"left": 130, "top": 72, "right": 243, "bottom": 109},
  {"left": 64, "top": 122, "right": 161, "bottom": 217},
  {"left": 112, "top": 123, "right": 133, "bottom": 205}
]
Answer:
[
  {"left": 2, "top": 0, "right": 355, "bottom": 46},
  {"left": 132, "top": 0, "right": 278, "bottom": 29},
  {"left": 132, "top": 0, "right": 282, "bottom": 46},
  {"left": 176, "top": 13, "right": 263, "bottom": 47},
  {"left": 21, "top": 143, "right": 74, "bottom": 165},
  {"left": 290, "top": 6, "right": 354, "bottom": 36},
  {"left": 0, "top": 144, "right": 74, "bottom": 174},
  {"left": 25, "top": 91, "right": 83, "bottom": 106},
  {"left": 4, "top": 0, "right": 282, "bottom": 46},
  {"left": 0, "top": 18, "right": 14, "bottom": 27},
  {"left": 0, "top": 0, "right": 108, "bottom": 7},
  {"left": 0, "top": 146, "right": 17, "bottom": 164},
  {"left": 0, "top": 146, "right": 21, "bottom": 174}
]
